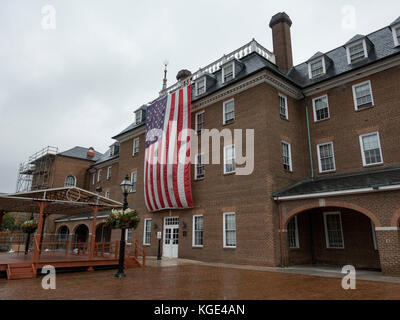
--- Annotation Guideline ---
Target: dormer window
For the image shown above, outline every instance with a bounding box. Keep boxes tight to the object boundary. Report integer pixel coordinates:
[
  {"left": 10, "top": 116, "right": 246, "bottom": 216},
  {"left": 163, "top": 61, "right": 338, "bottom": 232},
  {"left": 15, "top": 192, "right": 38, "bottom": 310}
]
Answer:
[
  {"left": 308, "top": 58, "right": 326, "bottom": 79},
  {"left": 392, "top": 24, "right": 400, "bottom": 46},
  {"left": 110, "top": 145, "right": 115, "bottom": 156},
  {"left": 222, "top": 62, "right": 235, "bottom": 83},
  {"left": 135, "top": 109, "right": 143, "bottom": 124},
  {"left": 346, "top": 40, "right": 368, "bottom": 64},
  {"left": 195, "top": 77, "right": 206, "bottom": 96}
]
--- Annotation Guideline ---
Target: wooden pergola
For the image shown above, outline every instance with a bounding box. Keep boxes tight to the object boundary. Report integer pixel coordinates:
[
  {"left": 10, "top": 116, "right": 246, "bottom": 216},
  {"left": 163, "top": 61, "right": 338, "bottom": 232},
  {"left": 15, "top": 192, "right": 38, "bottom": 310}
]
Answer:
[{"left": 0, "top": 187, "right": 144, "bottom": 279}]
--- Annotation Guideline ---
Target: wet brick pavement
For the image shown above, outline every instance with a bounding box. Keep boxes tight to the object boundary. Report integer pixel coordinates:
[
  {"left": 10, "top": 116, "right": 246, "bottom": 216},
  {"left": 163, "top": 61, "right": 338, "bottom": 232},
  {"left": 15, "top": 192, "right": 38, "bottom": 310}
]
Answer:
[{"left": 1, "top": 264, "right": 400, "bottom": 300}]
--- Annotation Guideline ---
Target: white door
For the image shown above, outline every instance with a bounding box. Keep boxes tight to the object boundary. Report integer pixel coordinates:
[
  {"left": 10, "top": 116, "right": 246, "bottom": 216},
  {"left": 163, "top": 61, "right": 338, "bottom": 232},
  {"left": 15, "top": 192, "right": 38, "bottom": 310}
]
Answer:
[{"left": 163, "top": 217, "right": 179, "bottom": 258}]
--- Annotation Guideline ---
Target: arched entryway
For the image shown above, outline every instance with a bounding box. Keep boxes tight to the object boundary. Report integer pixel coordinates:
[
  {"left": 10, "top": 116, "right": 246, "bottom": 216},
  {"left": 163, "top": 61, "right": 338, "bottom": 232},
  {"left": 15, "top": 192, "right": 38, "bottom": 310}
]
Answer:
[
  {"left": 56, "top": 225, "right": 70, "bottom": 242},
  {"left": 284, "top": 206, "right": 381, "bottom": 271},
  {"left": 74, "top": 224, "right": 89, "bottom": 243},
  {"left": 95, "top": 223, "right": 111, "bottom": 243}
]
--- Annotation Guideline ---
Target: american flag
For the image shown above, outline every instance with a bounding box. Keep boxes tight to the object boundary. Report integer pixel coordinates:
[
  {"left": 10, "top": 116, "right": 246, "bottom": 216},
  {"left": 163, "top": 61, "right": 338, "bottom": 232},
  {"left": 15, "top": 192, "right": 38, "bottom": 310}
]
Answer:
[{"left": 144, "top": 85, "right": 193, "bottom": 212}]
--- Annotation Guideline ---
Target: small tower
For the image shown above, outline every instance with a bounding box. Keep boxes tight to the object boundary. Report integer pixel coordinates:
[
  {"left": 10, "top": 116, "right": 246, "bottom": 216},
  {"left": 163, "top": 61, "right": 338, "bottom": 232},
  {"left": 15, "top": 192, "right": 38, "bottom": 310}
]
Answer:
[{"left": 162, "top": 61, "right": 168, "bottom": 91}]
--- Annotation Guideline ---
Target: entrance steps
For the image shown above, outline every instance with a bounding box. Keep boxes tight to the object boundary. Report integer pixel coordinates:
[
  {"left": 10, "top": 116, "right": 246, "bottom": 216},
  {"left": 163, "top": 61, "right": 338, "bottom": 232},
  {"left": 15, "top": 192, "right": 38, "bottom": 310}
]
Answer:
[
  {"left": 125, "top": 257, "right": 143, "bottom": 268},
  {"left": 6, "top": 263, "right": 36, "bottom": 280}
]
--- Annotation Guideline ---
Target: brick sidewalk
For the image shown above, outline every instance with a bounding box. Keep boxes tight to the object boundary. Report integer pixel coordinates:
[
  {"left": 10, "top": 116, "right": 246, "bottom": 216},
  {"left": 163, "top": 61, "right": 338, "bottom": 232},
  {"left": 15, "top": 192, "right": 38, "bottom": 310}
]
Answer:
[{"left": 1, "top": 264, "right": 400, "bottom": 299}]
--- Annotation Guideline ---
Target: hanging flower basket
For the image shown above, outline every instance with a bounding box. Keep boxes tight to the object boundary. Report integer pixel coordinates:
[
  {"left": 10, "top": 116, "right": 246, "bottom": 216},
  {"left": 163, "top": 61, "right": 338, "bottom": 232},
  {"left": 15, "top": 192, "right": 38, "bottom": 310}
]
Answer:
[
  {"left": 21, "top": 220, "right": 38, "bottom": 234},
  {"left": 106, "top": 208, "right": 140, "bottom": 230}
]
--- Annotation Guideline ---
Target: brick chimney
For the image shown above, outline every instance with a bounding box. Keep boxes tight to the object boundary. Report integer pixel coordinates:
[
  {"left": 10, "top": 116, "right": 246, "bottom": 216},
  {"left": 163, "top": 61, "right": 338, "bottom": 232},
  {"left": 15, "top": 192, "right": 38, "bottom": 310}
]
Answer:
[
  {"left": 87, "top": 147, "right": 95, "bottom": 158},
  {"left": 269, "top": 12, "right": 293, "bottom": 73}
]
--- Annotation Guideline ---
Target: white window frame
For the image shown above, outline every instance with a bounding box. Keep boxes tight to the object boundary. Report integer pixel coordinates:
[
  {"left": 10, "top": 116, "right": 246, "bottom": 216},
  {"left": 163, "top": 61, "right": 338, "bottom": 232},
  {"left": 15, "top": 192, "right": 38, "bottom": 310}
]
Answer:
[
  {"left": 195, "top": 152, "right": 205, "bottom": 180},
  {"left": 64, "top": 175, "right": 76, "bottom": 187},
  {"left": 192, "top": 214, "right": 204, "bottom": 248},
  {"left": 346, "top": 39, "right": 368, "bottom": 64},
  {"left": 106, "top": 166, "right": 112, "bottom": 180},
  {"left": 126, "top": 229, "right": 133, "bottom": 245},
  {"left": 223, "top": 212, "right": 236, "bottom": 248},
  {"left": 195, "top": 111, "right": 205, "bottom": 134},
  {"left": 221, "top": 61, "right": 235, "bottom": 83},
  {"left": 317, "top": 142, "right": 336, "bottom": 173},
  {"left": 352, "top": 80, "right": 374, "bottom": 110},
  {"left": 143, "top": 218, "right": 152, "bottom": 246},
  {"left": 223, "top": 144, "right": 236, "bottom": 174},
  {"left": 132, "top": 137, "right": 140, "bottom": 156},
  {"left": 308, "top": 57, "right": 326, "bottom": 79},
  {"left": 392, "top": 24, "right": 400, "bottom": 47},
  {"left": 195, "top": 77, "right": 206, "bottom": 96},
  {"left": 281, "top": 141, "right": 292, "bottom": 172},
  {"left": 359, "top": 132, "right": 383, "bottom": 167},
  {"left": 130, "top": 171, "right": 137, "bottom": 193},
  {"left": 323, "top": 212, "right": 345, "bottom": 249},
  {"left": 223, "top": 99, "right": 235, "bottom": 125},
  {"left": 287, "top": 215, "right": 299, "bottom": 249},
  {"left": 104, "top": 191, "right": 110, "bottom": 199},
  {"left": 135, "top": 109, "right": 143, "bottom": 124},
  {"left": 278, "top": 94, "right": 289, "bottom": 120},
  {"left": 97, "top": 169, "right": 102, "bottom": 182},
  {"left": 312, "top": 94, "right": 330, "bottom": 122},
  {"left": 92, "top": 173, "right": 96, "bottom": 185},
  {"left": 371, "top": 221, "right": 378, "bottom": 251}
]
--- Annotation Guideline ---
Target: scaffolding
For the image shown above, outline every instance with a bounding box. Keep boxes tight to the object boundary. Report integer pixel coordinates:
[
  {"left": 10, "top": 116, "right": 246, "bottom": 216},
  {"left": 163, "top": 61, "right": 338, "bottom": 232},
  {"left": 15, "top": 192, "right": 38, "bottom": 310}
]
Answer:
[{"left": 16, "top": 146, "right": 59, "bottom": 193}]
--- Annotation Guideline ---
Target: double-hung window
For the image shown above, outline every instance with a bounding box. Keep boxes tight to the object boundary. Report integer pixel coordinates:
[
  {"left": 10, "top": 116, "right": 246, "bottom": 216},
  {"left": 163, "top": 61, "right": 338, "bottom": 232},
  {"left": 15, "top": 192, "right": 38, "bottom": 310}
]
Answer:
[
  {"left": 223, "top": 99, "right": 235, "bottom": 124},
  {"left": 309, "top": 58, "right": 325, "bottom": 78},
  {"left": 135, "top": 110, "right": 143, "bottom": 124},
  {"left": 324, "top": 212, "right": 344, "bottom": 249},
  {"left": 126, "top": 229, "right": 133, "bottom": 244},
  {"left": 223, "top": 145, "right": 235, "bottom": 174},
  {"left": 195, "top": 111, "right": 205, "bottom": 134},
  {"left": 192, "top": 215, "right": 204, "bottom": 247},
  {"left": 104, "top": 191, "right": 110, "bottom": 199},
  {"left": 133, "top": 138, "right": 140, "bottom": 156},
  {"left": 97, "top": 169, "right": 102, "bottom": 182},
  {"left": 352, "top": 81, "right": 374, "bottom": 110},
  {"left": 394, "top": 25, "right": 400, "bottom": 46},
  {"left": 107, "top": 166, "right": 112, "bottom": 180},
  {"left": 317, "top": 142, "right": 336, "bottom": 173},
  {"left": 287, "top": 216, "right": 299, "bottom": 248},
  {"left": 195, "top": 153, "right": 205, "bottom": 180},
  {"left": 359, "top": 132, "right": 383, "bottom": 166},
  {"left": 281, "top": 141, "right": 292, "bottom": 172},
  {"left": 92, "top": 173, "right": 96, "bottom": 185},
  {"left": 143, "top": 219, "right": 152, "bottom": 245},
  {"left": 279, "top": 94, "right": 288, "bottom": 119},
  {"left": 130, "top": 171, "right": 137, "bottom": 192},
  {"left": 347, "top": 40, "right": 367, "bottom": 63},
  {"left": 195, "top": 78, "right": 206, "bottom": 96},
  {"left": 222, "top": 62, "right": 234, "bottom": 83},
  {"left": 313, "top": 95, "right": 330, "bottom": 121},
  {"left": 223, "top": 212, "right": 236, "bottom": 248}
]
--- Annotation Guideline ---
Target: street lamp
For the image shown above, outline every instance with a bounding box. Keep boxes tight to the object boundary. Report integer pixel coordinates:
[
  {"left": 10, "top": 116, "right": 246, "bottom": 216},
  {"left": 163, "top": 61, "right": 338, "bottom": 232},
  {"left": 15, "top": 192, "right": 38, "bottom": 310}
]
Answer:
[{"left": 115, "top": 174, "right": 132, "bottom": 278}]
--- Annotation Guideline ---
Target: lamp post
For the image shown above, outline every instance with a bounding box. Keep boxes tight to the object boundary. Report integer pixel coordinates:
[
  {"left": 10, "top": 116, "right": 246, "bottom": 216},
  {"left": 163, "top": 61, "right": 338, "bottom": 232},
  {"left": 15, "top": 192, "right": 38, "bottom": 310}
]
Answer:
[{"left": 115, "top": 174, "right": 132, "bottom": 278}]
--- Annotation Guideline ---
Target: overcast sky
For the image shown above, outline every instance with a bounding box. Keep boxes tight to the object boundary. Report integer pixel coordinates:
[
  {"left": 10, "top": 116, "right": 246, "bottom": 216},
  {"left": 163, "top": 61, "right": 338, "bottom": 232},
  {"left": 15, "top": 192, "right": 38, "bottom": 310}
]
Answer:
[{"left": 0, "top": 0, "right": 399, "bottom": 193}]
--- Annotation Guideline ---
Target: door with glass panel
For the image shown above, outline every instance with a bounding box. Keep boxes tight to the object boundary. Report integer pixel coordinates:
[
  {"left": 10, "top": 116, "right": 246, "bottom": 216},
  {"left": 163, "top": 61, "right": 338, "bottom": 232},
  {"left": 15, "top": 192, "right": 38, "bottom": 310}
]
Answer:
[{"left": 163, "top": 217, "right": 179, "bottom": 258}]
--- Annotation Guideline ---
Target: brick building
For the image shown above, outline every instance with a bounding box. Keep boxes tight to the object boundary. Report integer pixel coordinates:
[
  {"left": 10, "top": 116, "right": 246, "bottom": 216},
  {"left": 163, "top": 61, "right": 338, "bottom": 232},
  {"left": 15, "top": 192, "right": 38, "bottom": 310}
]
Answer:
[{"left": 17, "top": 13, "right": 400, "bottom": 275}]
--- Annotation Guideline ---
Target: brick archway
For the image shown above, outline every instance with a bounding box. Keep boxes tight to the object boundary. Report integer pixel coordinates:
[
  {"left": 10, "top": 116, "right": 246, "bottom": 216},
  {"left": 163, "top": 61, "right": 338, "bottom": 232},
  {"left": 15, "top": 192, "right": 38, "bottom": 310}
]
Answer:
[
  {"left": 283, "top": 201, "right": 381, "bottom": 228},
  {"left": 390, "top": 209, "right": 400, "bottom": 227},
  {"left": 56, "top": 225, "right": 70, "bottom": 234}
]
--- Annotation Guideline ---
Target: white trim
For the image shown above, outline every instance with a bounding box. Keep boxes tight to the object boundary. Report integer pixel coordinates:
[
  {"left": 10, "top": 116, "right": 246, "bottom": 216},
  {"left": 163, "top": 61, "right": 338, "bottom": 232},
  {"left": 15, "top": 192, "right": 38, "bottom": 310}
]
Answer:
[
  {"left": 371, "top": 221, "right": 378, "bottom": 250},
  {"left": 223, "top": 212, "right": 236, "bottom": 248},
  {"left": 274, "top": 183, "right": 400, "bottom": 201},
  {"left": 126, "top": 229, "right": 133, "bottom": 245},
  {"left": 312, "top": 94, "right": 330, "bottom": 122},
  {"left": 135, "top": 109, "right": 143, "bottom": 124},
  {"left": 64, "top": 175, "right": 77, "bottom": 187},
  {"left": 308, "top": 57, "right": 326, "bottom": 79},
  {"left": 346, "top": 39, "right": 368, "bottom": 64},
  {"left": 104, "top": 190, "right": 110, "bottom": 199},
  {"left": 132, "top": 137, "right": 140, "bottom": 156},
  {"left": 221, "top": 61, "right": 235, "bottom": 84},
  {"left": 281, "top": 141, "right": 292, "bottom": 172},
  {"left": 392, "top": 23, "right": 400, "bottom": 47},
  {"left": 195, "top": 152, "right": 205, "bottom": 180},
  {"left": 92, "top": 173, "right": 96, "bottom": 185},
  {"left": 278, "top": 94, "right": 289, "bottom": 120},
  {"left": 223, "top": 144, "right": 236, "bottom": 174},
  {"left": 106, "top": 166, "right": 112, "bottom": 180},
  {"left": 375, "top": 227, "right": 399, "bottom": 231},
  {"left": 143, "top": 218, "right": 152, "bottom": 246},
  {"left": 97, "top": 169, "right": 102, "bottom": 182},
  {"left": 130, "top": 171, "right": 137, "bottom": 193},
  {"left": 316, "top": 142, "right": 336, "bottom": 173},
  {"left": 323, "top": 211, "right": 345, "bottom": 249},
  {"left": 359, "top": 131, "right": 383, "bottom": 167},
  {"left": 195, "top": 77, "right": 206, "bottom": 96},
  {"left": 195, "top": 110, "right": 205, "bottom": 133},
  {"left": 288, "top": 215, "right": 299, "bottom": 249},
  {"left": 192, "top": 214, "right": 204, "bottom": 248},
  {"left": 222, "top": 98, "right": 235, "bottom": 125},
  {"left": 352, "top": 80, "right": 374, "bottom": 110}
]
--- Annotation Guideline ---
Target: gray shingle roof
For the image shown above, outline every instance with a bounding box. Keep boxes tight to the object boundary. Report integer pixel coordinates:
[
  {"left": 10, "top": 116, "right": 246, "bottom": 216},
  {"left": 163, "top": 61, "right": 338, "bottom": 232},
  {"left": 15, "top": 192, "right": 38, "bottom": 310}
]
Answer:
[
  {"left": 58, "top": 146, "right": 103, "bottom": 162},
  {"left": 345, "top": 34, "right": 365, "bottom": 45},
  {"left": 273, "top": 166, "right": 400, "bottom": 198},
  {"left": 391, "top": 16, "right": 400, "bottom": 26}
]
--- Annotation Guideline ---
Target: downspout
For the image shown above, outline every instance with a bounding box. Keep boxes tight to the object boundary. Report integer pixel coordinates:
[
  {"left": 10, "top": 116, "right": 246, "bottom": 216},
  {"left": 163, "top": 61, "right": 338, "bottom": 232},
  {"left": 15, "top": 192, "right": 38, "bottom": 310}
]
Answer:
[
  {"left": 304, "top": 97, "right": 315, "bottom": 180},
  {"left": 278, "top": 200, "right": 285, "bottom": 268}
]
